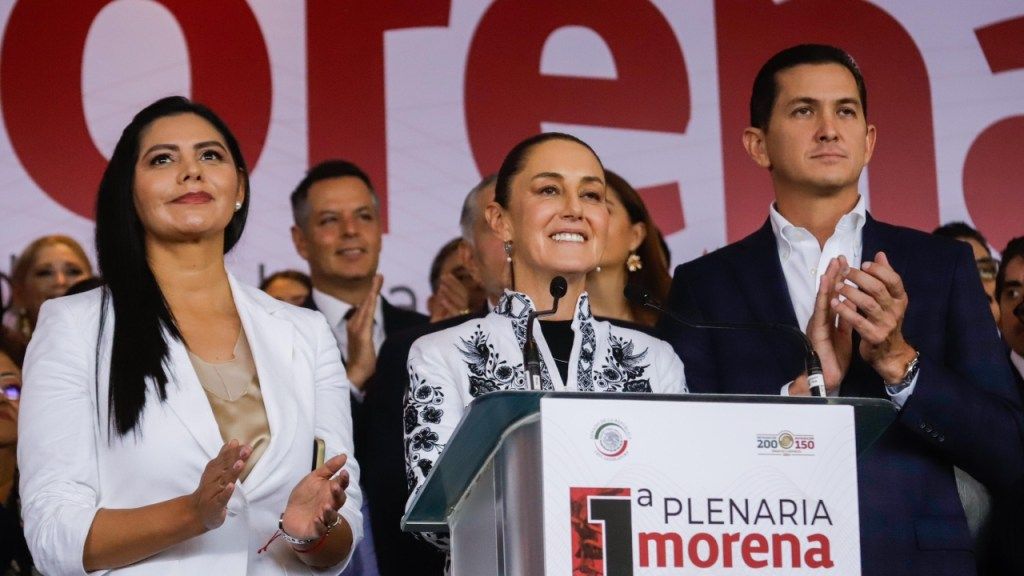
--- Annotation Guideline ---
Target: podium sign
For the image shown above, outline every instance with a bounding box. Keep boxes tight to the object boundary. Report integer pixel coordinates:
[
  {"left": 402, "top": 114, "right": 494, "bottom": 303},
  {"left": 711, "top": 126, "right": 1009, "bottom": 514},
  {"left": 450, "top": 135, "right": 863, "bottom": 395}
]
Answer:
[{"left": 540, "top": 398, "right": 861, "bottom": 575}]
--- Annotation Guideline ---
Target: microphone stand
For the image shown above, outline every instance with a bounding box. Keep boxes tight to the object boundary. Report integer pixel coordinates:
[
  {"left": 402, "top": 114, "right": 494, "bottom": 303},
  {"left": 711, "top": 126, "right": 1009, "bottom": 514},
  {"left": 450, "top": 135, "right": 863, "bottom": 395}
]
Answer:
[
  {"left": 625, "top": 285, "right": 828, "bottom": 397},
  {"left": 524, "top": 276, "right": 568, "bottom": 391}
]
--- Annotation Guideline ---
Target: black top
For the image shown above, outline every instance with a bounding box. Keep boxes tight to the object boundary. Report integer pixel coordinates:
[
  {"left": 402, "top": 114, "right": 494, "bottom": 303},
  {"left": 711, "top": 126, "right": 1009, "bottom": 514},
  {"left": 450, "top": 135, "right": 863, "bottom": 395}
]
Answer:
[{"left": 539, "top": 319, "right": 574, "bottom": 383}]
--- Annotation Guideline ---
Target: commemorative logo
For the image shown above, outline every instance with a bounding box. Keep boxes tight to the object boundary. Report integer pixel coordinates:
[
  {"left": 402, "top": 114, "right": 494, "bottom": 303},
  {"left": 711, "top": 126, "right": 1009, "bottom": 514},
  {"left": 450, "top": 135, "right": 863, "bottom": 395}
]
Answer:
[
  {"left": 756, "top": 430, "right": 815, "bottom": 456},
  {"left": 592, "top": 419, "right": 630, "bottom": 460}
]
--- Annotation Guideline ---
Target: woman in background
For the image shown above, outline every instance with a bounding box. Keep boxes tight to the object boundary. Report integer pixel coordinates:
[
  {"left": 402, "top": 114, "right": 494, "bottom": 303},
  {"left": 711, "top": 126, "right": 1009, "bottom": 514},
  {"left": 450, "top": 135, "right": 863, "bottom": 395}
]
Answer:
[
  {"left": 18, "top": 96, "right": 361, "bottom": 575},
  {"left": 0, "top": 329, "right": 31, "bottom": 574},
  {"left": 585, "top": 170, "right": 672, "bottom": 327},
  {"left": 260, "top": 270, "right": 312, "bottom": 307},
  {"left": 9, "top": 235, "right": 92, "bottom": 339}
]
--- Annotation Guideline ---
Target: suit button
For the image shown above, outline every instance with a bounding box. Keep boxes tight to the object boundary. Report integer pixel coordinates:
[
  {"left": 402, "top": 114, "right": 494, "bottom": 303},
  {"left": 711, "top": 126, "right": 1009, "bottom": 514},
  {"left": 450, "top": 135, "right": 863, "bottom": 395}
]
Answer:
[
  {"left": 929, "top": 431, "right": 939, "bottom": 439},
  {"left": 937, "top": 436, "right": 945, "bottom": 443},
  {"left": 918, "top": 422, "right": 927, "bottom": 430}
]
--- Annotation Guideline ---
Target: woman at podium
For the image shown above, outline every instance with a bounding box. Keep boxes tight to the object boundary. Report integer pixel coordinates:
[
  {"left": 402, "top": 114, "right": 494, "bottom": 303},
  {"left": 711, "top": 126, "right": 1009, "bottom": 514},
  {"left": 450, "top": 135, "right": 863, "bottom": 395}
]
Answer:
[{"left": 404, "top": 133, "right": 688, "bottom": 547}]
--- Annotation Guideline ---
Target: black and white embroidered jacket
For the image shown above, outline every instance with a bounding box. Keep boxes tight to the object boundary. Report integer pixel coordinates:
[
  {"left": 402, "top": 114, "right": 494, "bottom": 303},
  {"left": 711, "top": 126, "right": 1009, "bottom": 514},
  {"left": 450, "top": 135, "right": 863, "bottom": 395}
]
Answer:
[{"left": 403, "top": 291, "right": 686, "bottom": 548}]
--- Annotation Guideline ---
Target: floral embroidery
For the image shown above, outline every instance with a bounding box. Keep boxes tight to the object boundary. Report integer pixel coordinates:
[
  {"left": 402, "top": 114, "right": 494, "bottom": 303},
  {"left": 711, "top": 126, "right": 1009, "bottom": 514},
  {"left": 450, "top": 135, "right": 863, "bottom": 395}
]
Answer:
[
  {"left": 405, "top": 369, "right": 447, "bottom": 494},
  {"left": 457, "top": 327, "right": 526, "bottom": 396},
  {"left": 575, "top": 294, "right": 597, "bottom": 391},
  {"left": 593, "top": 334, "right": 652, "bottom": 392}
]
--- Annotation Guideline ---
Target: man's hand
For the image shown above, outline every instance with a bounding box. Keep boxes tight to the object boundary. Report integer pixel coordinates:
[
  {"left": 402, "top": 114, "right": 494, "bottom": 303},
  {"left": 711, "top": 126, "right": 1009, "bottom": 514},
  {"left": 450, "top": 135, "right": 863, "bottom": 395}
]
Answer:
[
  {"left": 790, "top": 257, "right": 852, "bottom": 396},
  {"left": 345, "top": 274, "right": 383, "bottom": 391},
  {"left": 833, "top": 251, "right": 917, "bottom": 383},
  {"left": 429, "top": 272, "right": 472, "bottom": 322}
]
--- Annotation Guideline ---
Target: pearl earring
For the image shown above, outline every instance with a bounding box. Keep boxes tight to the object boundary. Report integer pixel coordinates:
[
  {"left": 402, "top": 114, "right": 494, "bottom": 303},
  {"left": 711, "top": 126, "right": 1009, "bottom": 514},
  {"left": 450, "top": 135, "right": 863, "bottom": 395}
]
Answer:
[
  {"left": 504, "top": 240, "right": 513, "bottom": 263},
  {"left": 234, "top": 201, "right": 242, "bottom": 211}
]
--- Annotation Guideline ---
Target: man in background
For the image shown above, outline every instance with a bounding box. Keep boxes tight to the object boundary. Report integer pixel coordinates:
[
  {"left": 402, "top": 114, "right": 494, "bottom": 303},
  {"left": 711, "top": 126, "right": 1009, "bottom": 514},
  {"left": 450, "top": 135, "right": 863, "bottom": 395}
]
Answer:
[
  {"left": 361, "top": 175, "right": 508, "bottom": 576},
  {"left": 290, "top": 160, "right": 430, "bottom": 576},
  {"left": 934, "top": 221, "right": 1000, "bottom": 323}
]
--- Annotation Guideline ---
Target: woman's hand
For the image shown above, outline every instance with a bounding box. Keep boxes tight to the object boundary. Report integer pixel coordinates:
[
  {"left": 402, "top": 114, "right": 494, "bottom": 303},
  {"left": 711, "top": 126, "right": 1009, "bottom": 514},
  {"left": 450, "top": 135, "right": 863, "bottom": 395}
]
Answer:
[
  {"left": 189, "top": 440, "right": 251, "bottom": 531},
  {"left": 281, "top": 454, "right": 351, "bottom": 540}
]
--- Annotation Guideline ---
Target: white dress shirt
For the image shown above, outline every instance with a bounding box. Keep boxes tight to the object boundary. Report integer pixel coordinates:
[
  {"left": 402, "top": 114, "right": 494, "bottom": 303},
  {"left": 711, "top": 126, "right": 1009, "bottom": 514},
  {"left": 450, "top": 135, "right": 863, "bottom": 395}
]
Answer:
[
  {"left": 312, "top": 288, "right": 387, "bottom": 361},
  {"left": 769, "top": 197, "right": 916, "bottom": 406}
]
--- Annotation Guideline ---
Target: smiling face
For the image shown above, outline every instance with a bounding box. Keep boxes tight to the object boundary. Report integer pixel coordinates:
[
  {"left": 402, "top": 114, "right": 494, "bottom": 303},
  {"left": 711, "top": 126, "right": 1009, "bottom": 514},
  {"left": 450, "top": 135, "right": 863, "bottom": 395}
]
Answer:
[
  {"left": 132, "top": 113, "right": 244, "bottom": 245},
  {"left": 15, "top": 242, "right": 91, "bottom": 323},
  {"left": 490, "top": 138, "right": 608, "bottom": 293},
  {"left": 745, "top": 63, "right": 876, "bottom": 199},
  {"left": 291, "top": 176, "right": 382, "bottom": 290},
  {"left": 0, "top": 352, "right": 20, "bottom": 448}
]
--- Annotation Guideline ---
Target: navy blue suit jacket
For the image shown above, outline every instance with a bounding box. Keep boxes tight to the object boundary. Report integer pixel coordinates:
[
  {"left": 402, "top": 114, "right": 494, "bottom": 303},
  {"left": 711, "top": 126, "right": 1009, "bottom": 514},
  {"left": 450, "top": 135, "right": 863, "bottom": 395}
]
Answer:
[{"left": 658, "top": 215, "right": 1024, "bottom": 576}]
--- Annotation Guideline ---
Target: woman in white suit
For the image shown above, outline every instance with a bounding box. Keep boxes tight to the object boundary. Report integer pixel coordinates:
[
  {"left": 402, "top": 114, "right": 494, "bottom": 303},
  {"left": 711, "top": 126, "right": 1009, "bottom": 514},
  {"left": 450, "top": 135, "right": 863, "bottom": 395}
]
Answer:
[{"left": 17, "top": 96, "right": 361, "bottom": 575}]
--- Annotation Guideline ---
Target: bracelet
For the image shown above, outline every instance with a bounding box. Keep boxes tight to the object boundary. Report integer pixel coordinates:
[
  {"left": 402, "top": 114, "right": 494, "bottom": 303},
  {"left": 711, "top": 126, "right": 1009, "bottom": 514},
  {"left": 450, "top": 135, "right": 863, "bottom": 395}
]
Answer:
[
  {"left": 278, "top": 513, "right": 317, "bottom": 546},
  {"left": 278, "top": 513, "right": 342, "bottom": 547}
]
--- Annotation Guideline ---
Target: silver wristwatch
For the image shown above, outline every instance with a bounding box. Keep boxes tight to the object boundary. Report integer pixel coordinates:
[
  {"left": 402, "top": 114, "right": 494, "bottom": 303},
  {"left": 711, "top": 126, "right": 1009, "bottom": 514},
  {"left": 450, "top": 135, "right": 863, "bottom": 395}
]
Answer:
[{"left": 884, "top": 350, "right": 920, "bottom": 394}]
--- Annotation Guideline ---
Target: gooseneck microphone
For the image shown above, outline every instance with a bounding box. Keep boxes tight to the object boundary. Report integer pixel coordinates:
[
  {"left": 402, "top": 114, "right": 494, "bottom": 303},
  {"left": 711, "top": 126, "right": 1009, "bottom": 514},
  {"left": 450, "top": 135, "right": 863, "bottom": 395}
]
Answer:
[
  {"left": 624, "top": 285, "right": 827, "bottom": 397},
  {"left": 524, "top": 276, "right": 569, "bottom": 390}
]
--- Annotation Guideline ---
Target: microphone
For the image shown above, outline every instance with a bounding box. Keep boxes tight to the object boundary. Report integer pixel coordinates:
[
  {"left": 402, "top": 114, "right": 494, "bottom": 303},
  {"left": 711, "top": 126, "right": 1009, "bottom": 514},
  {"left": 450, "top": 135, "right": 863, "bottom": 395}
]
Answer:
[
  {"left": 524, "top": 276, "right": 568, "bottom": 390},
  {"left": 624, "top": 285, "right": 828, "bottom": 397}
]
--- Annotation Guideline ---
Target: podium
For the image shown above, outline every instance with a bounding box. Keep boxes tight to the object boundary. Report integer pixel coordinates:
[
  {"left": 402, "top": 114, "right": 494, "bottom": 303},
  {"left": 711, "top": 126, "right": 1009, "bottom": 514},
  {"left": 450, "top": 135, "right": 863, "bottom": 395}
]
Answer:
[{"left": 403, "top": 391, "right": 896, "bottom": 575}]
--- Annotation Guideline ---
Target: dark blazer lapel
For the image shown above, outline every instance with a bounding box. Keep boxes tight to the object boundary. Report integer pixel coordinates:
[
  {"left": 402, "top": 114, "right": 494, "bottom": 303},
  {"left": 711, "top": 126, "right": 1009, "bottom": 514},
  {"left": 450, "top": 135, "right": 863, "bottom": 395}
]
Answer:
[
  {"left": 727, "top": 219, "right": 800, "bottom": 329},
  {"left": 862, "top": 213, "right": 905, "bottom": 274}
]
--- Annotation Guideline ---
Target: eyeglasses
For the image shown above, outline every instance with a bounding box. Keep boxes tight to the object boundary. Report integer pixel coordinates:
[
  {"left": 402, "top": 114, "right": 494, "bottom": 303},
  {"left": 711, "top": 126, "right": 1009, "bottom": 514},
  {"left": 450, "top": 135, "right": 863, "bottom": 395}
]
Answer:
[
  {"left": 977, "top": 257, "right": 999, "bottom": 280},
  {"left": 2, "top": 383, "right": 20, "bottom": 401}
]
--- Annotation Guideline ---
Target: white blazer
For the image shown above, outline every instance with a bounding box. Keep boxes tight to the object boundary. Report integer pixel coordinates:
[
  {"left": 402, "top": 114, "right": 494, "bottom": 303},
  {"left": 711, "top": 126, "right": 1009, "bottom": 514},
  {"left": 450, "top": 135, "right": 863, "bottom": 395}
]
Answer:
[{"left": 18, "top": 274, "right": 362, "bottom": 575}]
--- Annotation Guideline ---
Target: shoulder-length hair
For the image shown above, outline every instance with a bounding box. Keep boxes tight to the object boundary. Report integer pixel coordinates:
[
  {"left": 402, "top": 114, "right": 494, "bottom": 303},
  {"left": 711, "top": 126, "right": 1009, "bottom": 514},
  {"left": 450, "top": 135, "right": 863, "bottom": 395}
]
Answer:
[
  {"left": 604, "top": 170, "right": 672, "bottom": 327},
  {"left": 95, "top": 96, "right": 250, "bottom": 436}
]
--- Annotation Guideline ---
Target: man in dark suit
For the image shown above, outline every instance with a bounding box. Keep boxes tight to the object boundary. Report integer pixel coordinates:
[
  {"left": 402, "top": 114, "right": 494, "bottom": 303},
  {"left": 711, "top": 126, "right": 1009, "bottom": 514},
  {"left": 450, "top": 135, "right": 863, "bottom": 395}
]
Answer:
[
  {"left": 997, "top": 236, "right": 1024, "bottom": 391},
  {"left": 659, "top": 44, "right": 1024, "bottom": 576},
  {"left": 360, "top": 175, "right": 506, "bottom": 576},
  {"left": 290, "top": 160, "right": 429, "bottom": 576}
]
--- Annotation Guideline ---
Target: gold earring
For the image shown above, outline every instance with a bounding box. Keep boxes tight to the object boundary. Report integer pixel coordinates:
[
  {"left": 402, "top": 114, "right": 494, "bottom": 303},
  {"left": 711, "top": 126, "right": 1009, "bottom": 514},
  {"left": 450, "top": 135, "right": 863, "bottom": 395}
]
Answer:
[{"left": 627, "top": 252, "right": 643, "bottom": 272}]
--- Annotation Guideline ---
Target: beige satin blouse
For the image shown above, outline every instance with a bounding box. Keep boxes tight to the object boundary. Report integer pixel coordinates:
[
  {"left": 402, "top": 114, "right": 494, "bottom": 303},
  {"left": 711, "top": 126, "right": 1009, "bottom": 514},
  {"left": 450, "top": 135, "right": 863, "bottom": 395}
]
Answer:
[{"left": 188, "top": 332, "right": 270, "bottom": 481}]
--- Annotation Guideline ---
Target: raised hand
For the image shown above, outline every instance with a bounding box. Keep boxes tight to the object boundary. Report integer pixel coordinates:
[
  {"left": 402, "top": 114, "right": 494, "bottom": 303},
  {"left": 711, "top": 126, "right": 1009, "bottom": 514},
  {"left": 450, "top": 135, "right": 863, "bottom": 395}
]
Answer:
[
  {"left": 429, "top": 271, "right": 472, "bottom": 322},
  {"left": 805, "top": 256, "right": 853, "bottom": 394},
  {"left": 832, "top": 251, "right": 917, "bottom": 383},
  {"left": 346, "top": 274, "right": 383, "bottom": 390},
  {"left": 281, "top": 454, "right": 351, "bottom": 541},
  {"left": 190, "top": 440, "right": 251, "bottom": 531}
]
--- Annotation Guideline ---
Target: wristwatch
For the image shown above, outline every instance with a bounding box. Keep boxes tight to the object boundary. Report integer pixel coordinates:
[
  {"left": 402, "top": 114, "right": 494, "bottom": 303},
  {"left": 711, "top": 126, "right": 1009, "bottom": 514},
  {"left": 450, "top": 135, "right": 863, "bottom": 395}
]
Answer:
[{"left": 884, "top": 350, "right": 920, "bottom": 394}]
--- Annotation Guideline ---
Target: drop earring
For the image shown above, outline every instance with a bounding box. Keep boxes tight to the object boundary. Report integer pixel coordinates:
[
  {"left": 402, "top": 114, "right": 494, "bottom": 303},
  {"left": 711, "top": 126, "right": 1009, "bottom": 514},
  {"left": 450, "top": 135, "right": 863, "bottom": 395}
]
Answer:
[{"left": 504, "top": 241, "right": 513, "bottom": 263}]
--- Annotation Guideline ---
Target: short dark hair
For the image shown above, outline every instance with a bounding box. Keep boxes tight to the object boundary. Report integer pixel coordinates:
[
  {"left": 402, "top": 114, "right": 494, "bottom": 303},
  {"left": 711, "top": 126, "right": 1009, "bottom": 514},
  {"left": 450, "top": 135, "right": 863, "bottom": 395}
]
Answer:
[
  {"left": 259, "top": 269, "right": 312, "bottom": 292},
  {"left": 95, "top": 95, "right": 250, "bottom": 436},
  {"left": 429, "top": 238, "right": 464, "bottom": 292},
  {"left": 997, "top": 236, "right": 1024, "bottom": 300},
  {"left": 290, "top": 159, "right": 377, "bottom": 228},
  {"left": 933, "top": 221, "right": 990, "bottom": 256},
  {"left": 750, "top": 44, "right": 868, "bottom": 131},
  {"left": 494, "top": 132, "right": 603, "bottom": 208},
  {"left": 0, "top": 325, "right": 26, "bottom": 367}
]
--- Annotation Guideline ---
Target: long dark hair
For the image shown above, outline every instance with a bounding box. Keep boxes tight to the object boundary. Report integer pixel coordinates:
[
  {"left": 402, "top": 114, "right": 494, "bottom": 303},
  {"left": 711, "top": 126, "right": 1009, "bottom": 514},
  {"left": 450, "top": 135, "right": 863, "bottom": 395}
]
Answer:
[
  {"left": 95, "top": 96, "right": 250, "bottom": 436},
  {"left": 604, "top": 170, "right": 672, "bottom": 327}
]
